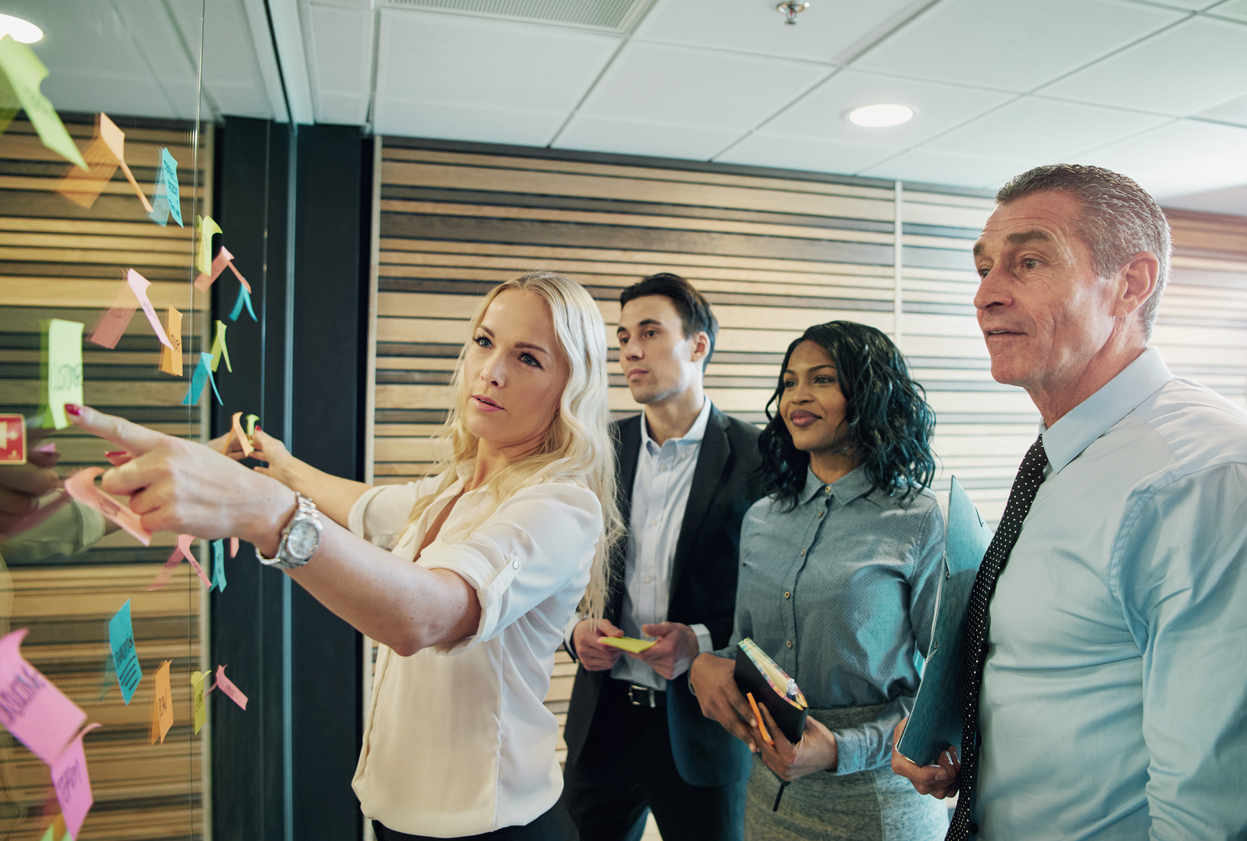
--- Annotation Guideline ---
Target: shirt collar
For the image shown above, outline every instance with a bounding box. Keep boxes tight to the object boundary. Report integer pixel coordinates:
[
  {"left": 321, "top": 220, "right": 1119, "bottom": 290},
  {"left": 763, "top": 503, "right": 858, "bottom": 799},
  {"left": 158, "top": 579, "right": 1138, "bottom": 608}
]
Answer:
[
  {"left": 639, "top": 397, "right": 713, "bottom": 452},
  {"left": 1040, "top": 347, "right": 1172, "bottom": 474},
  {"left": 798, "top": 463, "right": 873, "bottom": 506}
]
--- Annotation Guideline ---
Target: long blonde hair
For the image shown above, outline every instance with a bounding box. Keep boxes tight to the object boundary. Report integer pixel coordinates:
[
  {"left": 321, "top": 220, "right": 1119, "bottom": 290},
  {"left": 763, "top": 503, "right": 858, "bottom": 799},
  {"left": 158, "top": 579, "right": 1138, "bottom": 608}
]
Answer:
[{"left": 407, "top": 272, "right": 622, "bottom": 621}]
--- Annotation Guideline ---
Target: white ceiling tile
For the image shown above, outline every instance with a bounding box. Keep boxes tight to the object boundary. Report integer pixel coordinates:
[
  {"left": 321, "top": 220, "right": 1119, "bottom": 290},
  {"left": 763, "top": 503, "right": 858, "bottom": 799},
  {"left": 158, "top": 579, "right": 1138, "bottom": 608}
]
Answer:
[
  {"left": 1137, "top": 0, "right": 1223, "bottom": 8},
  {"left": 554, "top": 114, "right": 740, "bottom": 159},
  {"left": 1040, "top": 17, "right": 1247, "bottom": 116},
  {"left": 1198, "top": 93, "right": 1247, "bottom": 125},
  {"left": 317, "top": 93, "right": 370, "bottom": 125},
  {"left": 854, "top": 0, "right": 1183, "bottom": 92},
  {"left": 633, "top": 0, "right": 926, "bottom": 64},
  {"left": 1159, "top": 183, "right": 1247, "bottom": 215},
  {"left": 763, "top": 69, "right": 1014, "bottom": 147},
  {"left": 714, "top": 132, "right": 904, "bottom": 176},
  {"left": 924, "top": 97, "right": 1170, "bottom": 160},
  {"left": 40, "top": 72, "right": 180, "bottom": 119},
  {"left": 375, "top": 10, "right": 620, "bottom": 110},
  {"left": 859, "top": 148, "right": 1040, "bottom": 190},
  {"left": 373, "top": 99, "right": 568, "bottom": 147},
  {"left": 1206, "top": 0, "right": 1247, "bottom": 22},
  {"left": 306, "top": 5, "right": 373, "bottom": 122},
  {"left": 576, "top": 42, "right": 834, "bottom": 131},
  {"left": 208, "top": 82, "right": 279, "bottom": 119},
  {"left": 1077, "top": 118, "right": 1247, "bottom": 199},
  {"left": 22, "top": 0, "right": 156, "bottom": 77}
]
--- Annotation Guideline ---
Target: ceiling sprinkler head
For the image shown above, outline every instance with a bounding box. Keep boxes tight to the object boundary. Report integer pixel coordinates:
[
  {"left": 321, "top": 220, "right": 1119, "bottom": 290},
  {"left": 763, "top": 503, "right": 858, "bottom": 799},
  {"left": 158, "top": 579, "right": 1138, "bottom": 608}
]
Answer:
[{"left": 777, "top": 2, "right": 810, "bottom": 25}]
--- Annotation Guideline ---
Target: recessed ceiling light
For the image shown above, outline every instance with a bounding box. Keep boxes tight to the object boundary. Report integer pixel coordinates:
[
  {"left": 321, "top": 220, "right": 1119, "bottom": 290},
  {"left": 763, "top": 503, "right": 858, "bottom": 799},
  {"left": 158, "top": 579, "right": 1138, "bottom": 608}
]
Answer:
[
  {"left": 848, "top": 104, "right": 914, "bottom": 128},
  {"left": 0, "top": 14, "right": 43, "bottom": 43}
]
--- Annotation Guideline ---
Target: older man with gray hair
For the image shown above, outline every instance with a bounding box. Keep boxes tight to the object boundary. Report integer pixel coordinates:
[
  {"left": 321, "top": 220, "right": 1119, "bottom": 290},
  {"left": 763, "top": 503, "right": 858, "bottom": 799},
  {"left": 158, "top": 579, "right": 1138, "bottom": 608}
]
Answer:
[{"left": 892, "top": 164, "right": 1247, "bottom": 840}]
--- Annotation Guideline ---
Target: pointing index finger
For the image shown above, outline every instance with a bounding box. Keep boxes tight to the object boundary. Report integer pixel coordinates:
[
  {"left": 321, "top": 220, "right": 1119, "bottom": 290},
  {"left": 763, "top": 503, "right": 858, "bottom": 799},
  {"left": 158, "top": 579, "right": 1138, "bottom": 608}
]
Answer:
[{"left": 65, "top": 404, "right": 167, "bottom": 455}]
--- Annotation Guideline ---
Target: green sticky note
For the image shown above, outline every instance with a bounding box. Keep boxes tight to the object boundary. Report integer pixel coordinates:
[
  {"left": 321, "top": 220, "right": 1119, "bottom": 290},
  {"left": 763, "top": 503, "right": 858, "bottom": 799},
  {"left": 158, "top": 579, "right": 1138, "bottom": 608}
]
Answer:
[
  {"left": 196, "top": 215, "right": 222, "bottom": 276},
  {"left": 209, "top": 320, "right": 231, "bottom": 372},
  {"left": 41, "top": 319, "right": 84, "bottom": 430},
  {"left": 0, "top": 36, "right": 87, "bottom": 169}
]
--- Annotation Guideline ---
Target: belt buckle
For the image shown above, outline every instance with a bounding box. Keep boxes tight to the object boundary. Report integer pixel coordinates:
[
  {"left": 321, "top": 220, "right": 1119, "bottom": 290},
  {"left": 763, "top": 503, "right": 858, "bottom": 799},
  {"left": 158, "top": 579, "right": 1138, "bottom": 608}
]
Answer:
[{"left": 628, "top": 684, "right": 656, "bottom": 708}]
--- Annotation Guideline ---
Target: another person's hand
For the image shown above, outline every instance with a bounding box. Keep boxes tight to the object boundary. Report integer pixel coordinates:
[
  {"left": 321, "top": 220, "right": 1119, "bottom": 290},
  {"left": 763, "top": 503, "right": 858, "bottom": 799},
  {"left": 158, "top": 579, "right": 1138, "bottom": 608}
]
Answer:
[
  {"left": 890, "top": 717, "right": 960, "bottom": 799},
  {"left": 688, "top": 652, "right": 755, "bottom": 748},
  {"left": 0, "top": 448, "right": 61, "bottom": 534},
  {"left": 753, "top": 706, "right": 837, "bottom": 782},
  {"left": 249, "top": 427, "right": 305, "bottom": 488},
  {"left": 633, "top": 621, "right": 698, "bottom": 680},
  {"left": 572, "top": 618, "right": 626, "bottom": 671}
]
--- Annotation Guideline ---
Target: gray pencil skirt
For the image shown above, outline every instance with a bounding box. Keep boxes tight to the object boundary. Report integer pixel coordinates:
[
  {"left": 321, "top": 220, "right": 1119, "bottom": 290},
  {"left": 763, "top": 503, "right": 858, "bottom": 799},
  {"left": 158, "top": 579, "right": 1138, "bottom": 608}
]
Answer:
[{"left": 744, "top": 704, "right": 949, "bottom": 841}]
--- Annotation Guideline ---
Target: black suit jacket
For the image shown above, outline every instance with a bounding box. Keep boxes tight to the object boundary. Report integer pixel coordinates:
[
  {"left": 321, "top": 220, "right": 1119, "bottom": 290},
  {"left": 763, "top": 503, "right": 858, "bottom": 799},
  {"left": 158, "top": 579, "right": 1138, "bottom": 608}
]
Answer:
[{"left": 563, "top": 405, "right": 762, "bottom": 787}]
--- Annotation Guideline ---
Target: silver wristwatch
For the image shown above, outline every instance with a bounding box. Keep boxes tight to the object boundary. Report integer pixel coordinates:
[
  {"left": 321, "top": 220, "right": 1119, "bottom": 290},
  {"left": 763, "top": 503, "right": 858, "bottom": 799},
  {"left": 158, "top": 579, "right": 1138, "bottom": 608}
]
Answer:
[{"left": 257, "top": 492, "right": 322, "bottom": 570}]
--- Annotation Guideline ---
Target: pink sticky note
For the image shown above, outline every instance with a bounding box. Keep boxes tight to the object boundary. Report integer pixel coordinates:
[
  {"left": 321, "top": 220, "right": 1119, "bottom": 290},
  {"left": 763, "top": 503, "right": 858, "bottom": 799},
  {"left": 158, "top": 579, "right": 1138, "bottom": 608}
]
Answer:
[
  {"left": 229, "top": 537, "right": 239, "bottom": 558},
  {"left": 177, "top": 535, "right": 212, "bottom": 590},
  {"left": 147, "top": 548, "right": 183, "bottom": 591},
  {"left": 63, "top": 468, "right": 151, "bottom": 546},
  {"left": 126, "top": 270, "right": 173, "bottom": 350},
  {"left": 51, "top": 723, "right": 101, "bottom": 840},
  {"left": 87, "top": 277, "right": 140, "bottom": 349},
  {"left": 214, "top": 665, "right": 248, "bottom": 710},
  {"left": 193, "top": 246, "right": 233, "bottom": 291},
  {"left": 0, "top": 629, "right": 88, "bottom": 764},
  {"left": 226, "top": 258, "right": 251, "bottom": 293}
]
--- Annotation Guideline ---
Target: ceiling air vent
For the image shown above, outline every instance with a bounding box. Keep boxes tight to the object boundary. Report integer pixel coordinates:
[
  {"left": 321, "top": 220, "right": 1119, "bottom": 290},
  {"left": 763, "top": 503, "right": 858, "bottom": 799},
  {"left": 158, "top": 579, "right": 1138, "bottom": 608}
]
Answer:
[{"left": 377, "top": 0, "right": 653, "bottom": 32}]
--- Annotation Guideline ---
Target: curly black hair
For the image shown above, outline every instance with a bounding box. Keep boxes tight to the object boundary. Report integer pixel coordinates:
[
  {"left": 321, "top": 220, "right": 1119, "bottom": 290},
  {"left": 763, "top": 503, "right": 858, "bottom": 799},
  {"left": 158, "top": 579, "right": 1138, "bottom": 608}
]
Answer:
[{"left": 757, "top": 321, "right": 936, "bottom": 508}]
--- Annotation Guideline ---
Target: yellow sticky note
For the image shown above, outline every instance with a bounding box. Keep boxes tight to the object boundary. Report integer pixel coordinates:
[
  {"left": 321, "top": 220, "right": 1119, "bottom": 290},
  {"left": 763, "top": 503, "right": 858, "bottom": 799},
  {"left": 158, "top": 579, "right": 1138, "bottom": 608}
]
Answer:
[
  {"left": 0, "top": 36, "right": 87, "bottom": 169},
  {"left": 598, "top": 636, "right": 657, "bottom": 654},
  {"left": 41, "top": 319, "right": 84, "bottom": 430},
  {"left": 149, "top": 660, "right": 173, "bottom": 745},
  {"left": 196, "top": 215, "right": 223, "bottom": 276},
  {"left": 209, "top": 320, "right": 231, "bottom": 373},
  {"left": 245, "top": 414, "right": 258, "bottom": 438},
  {"left": 97, "top": 112, "right": 152, "bottom": 213},
  {"left": 158, "top": 306, "right": 183, "bottom": 376},
  {"left": 191, "top": 671, "right": 206, "bottom": 735}
]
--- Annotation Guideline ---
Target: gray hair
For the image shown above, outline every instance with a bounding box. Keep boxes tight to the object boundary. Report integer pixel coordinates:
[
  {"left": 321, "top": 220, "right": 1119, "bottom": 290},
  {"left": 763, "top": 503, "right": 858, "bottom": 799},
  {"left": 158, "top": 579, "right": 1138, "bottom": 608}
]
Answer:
[{"left": 996, "top": 164, "right": 1171, "bottom": 338}]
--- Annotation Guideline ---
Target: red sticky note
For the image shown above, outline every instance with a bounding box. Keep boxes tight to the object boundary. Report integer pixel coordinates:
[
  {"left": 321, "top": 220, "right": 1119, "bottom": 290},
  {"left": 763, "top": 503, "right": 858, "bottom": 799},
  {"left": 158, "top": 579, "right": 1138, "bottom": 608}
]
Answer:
[
  {"left": 0, "top": 629, "right": 88, "bottom": 764},
  {"left": 214, "top": 665, "right": 248, "bottom": 710},
  {"left": 87, "top": 278, "right": 140, "bottom": 349},
  {"left": 126, "top": 270, "right": 173, "bottom": 350},
  {"left": 51, "top": 723, "right": 101, "bottom": 840},
  {"left": 177, "top": 535, "right": 212, "bottom": 590},
  {"left": 63, "top": 468, "right": 151, "bottom": 546},
  {"left": 0, "top": 414, "right": 25, "bottom": 463}
]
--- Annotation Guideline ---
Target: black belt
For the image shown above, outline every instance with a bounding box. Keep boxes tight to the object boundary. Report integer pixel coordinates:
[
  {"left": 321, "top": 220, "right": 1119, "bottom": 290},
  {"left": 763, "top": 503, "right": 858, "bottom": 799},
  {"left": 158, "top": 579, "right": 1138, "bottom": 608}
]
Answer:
[{"left": 614, "top": 680, "right": 666, "bottom": 708}]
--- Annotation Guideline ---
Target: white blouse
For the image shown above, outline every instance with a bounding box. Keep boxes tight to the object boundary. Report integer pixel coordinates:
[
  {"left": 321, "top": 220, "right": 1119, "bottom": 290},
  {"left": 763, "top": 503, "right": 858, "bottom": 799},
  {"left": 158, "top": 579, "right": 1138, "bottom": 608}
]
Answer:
[{"left": 348, "top": 465, "right": 602, "bottom": 837}]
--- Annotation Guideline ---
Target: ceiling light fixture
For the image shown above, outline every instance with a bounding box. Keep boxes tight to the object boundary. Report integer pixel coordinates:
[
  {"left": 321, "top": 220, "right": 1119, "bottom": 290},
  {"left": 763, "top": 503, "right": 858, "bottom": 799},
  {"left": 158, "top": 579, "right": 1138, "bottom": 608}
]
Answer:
[
  {"left": 848, "top": 104, "right": 914, "bottom": 127},
  {"left": 0, "top": 14, "right": 43, "bottom": 44},
  {"left": 776, "top": 2, "right": 809, "bottom": 25}
]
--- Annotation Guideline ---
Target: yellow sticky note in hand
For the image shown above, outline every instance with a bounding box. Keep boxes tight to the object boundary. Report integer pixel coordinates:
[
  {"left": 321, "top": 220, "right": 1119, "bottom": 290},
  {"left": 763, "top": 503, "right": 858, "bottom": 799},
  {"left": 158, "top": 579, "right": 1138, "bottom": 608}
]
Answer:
[
  {"left": 41, "top": 319, "right": 84, "bottom": 430},
  {"left": 191, "top": 671, "right": 206, "bottom": 735},
  {"left": 599, "top": 636, "right": 657, "bottom": 654},
  {"left": 196, "top": 215, "right": 223, "bottom": 276},
  {"left": 0, "top": 35, "right": 87, "bottom": 169}
]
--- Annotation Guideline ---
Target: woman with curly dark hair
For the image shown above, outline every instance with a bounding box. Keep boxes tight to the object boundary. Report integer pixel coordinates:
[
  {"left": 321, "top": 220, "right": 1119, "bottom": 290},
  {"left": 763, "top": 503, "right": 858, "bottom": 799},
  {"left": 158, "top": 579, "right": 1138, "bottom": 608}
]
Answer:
[{"left": 690, "top": 321, "right": 949, "bottom": 840}]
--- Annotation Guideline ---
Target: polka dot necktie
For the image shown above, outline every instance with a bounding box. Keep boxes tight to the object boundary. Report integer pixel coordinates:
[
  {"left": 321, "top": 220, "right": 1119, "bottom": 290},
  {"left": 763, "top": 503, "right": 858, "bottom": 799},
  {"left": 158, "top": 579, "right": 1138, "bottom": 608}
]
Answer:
[{"left": 947, "top": 437, "right": 1048, "bottom": 840}]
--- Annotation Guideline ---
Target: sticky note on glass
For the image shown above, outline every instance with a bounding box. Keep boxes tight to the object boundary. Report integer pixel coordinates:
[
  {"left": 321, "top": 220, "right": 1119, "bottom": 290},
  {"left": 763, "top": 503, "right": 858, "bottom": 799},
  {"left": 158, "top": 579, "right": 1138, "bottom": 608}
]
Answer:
[
  {"left": 63, "top": 467, "right": 152, "bottom": 546},
  {"left": 598, "top": 636, "right": 657, "bottom": 653},
  {"left": 39, "top": 319, "right": 83, "bottom": 431},
  {"left": 230, "top": 412, "right": 253, "bottom": 457},
  {"left": 0, "top": 36, "right": 87, "bottom": 169},
  {"left": 55, "top": 127, "right": 118, "bottom": 209},
  {"left": 148, "top": 660, "right": 173, "bottom": 745},
  {"left": 107, "top": 600, "right": 142, "bottom": 705},
  {"left": 229, "top": 283, "right": 256, "bottom": 322},
  {"left": 99, "top": 113, "right": 151, "bottom": 212},
  {"left": 178, "top": 534, "right": 212, "bottom": 590},
  {"left": 147, "top": 147, "right": 183, "bottom": 228},
  {"left": 88, "top": 278, "right": 140, "bottom": 349},
  {"left": 126, "top": 269, "right": 173, "bottom": 350},
  {"left": 182, "top": 352, "right": 222, "bottom": 406},
  {"left": 52, "top": 723, "right": 100, "bottom": 840},
  {"left": 214, "top": 665, "right": 248, "bottom": 710},
  {"left": 196, "top": 215, "right": 222, "bottom": 276},
  {"left": 0, "top": 629, "right": 88, "bottom": 763},
  {"left": 191, "top": 671, "right": 206, "bottom": 734},
  {"left": 158, "top": 306, "right": 183, "bottom": 377},
  {"left": 209, "top": 320, "right": 231, "bottom": 373},
  {"left": 211, "top": 539, "right": 226, "bottom": 592}
]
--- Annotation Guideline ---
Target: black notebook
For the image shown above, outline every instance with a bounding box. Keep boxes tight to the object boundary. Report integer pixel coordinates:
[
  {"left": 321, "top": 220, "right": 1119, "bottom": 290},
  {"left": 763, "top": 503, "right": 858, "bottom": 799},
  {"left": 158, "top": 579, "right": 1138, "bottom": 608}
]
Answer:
[{"left": 733, "top": 638, "right": 808, "bottom": 744}]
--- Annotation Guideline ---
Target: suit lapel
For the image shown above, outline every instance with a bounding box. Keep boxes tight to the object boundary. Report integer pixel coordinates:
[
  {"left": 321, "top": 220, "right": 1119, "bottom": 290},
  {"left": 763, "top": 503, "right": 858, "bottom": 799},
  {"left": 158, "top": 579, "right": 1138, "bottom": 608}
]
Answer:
[
  {"left": 669, "top": 408, "right": 730, "bottom": 597},
  {"left": 608, "top": 415, "right": 642, "bottom": 621}
]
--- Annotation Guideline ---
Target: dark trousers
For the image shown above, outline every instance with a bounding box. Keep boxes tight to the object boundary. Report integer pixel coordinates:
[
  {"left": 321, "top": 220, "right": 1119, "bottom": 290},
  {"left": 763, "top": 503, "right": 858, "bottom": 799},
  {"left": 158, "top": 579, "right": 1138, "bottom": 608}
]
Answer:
[
  {"left": 562, "top": 679, "right": 746, "bottom": 841},
  {"left": 372, "top": 799, "right": 578, "bottom": 841}
]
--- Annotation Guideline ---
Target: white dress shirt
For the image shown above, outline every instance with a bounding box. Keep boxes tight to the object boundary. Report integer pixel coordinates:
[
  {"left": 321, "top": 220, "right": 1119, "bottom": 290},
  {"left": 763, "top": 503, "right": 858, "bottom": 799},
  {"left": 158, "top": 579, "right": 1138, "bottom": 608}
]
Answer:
[{"left": 348, "top": 464, "right": 602, "bottom": 836}]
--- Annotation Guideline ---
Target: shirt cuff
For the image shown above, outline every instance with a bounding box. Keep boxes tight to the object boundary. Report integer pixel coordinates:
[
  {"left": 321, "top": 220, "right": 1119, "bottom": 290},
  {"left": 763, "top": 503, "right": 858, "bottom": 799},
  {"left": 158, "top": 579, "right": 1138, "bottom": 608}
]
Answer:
[
  {"left": 691, "top": 623, "right": 713, "bottom": 654},
  {"left": 832, "top": 727, "right": 870, "bottom": 776}
]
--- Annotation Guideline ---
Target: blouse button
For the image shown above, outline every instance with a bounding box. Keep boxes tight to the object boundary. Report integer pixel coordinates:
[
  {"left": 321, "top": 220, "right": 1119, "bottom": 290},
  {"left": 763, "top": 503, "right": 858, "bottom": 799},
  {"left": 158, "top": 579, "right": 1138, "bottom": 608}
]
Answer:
[
  {"left": 800, "top": 549, "right": 805, "bottom": 556},
  {"left": 512, "top": 559, "right": 520, "bottom": 570},
  {"left": 823, "top": 486, "right": 830, "bottom": 494},
  {"left": 786, "top": 640, "right": 793, "bottom": 649},
  {"left": 784, "top": 591, "right": 791, "bottom": 599},
  {"left": 817, "top": 511, "right": 824, "bottom": 517}
]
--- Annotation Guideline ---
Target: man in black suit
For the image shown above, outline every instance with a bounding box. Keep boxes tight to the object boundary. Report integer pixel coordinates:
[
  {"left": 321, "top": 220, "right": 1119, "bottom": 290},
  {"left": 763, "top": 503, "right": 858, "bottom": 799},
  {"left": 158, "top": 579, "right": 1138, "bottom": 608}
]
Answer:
[{"left": 561, "top": 273, "right": 761, "bottom": 841}]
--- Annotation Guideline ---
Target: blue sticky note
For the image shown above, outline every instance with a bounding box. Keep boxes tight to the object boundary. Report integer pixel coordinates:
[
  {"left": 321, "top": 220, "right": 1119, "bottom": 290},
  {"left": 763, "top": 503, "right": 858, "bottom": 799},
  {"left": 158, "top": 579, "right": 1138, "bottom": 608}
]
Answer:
[
  {"left": 211, "top": 539, "right": 226, "bottom": 592},
  {"left": 229, "top": 284, "right": 257, "bottom": 322},
  {"left": 147, "top": 147, "right": 183, "bottom": 229},
  {"left": 108, "top": 599, "right": 142, "bottom": 705},
  {"left": 182, "top": 352, "right": 223, "bottom": 406}
]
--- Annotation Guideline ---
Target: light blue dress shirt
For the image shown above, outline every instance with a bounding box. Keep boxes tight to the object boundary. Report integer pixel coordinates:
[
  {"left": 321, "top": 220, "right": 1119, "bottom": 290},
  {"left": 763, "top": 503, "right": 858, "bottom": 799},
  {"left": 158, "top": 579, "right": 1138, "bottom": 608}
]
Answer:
[
  {"left": 723, "top": 465, "right": 944, "bottom": 775},
  {"left": 977, "top": 348, "right": 1247, "bottom": 840}
]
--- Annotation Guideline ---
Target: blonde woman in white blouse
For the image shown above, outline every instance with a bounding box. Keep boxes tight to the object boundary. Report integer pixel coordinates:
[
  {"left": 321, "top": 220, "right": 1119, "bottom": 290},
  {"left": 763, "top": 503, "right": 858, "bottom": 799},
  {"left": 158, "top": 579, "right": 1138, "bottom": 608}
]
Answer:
[{"left": 67, "top": 272, "right": 622, "bottom": 841}]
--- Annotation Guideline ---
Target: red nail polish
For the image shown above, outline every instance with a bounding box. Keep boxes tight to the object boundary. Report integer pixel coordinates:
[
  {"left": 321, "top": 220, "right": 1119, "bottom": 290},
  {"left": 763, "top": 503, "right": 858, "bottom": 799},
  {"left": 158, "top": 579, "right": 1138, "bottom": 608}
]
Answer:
[{"left": 64, "top": 404, "right": 82, "bottom": 417}]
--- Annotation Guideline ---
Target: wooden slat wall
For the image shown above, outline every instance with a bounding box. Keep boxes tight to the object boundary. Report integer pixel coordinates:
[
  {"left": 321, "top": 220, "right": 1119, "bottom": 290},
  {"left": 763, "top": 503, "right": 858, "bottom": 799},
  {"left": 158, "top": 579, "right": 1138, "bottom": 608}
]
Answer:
[{"left": 0, "top": 116, "right": 211, "bottom": 840}]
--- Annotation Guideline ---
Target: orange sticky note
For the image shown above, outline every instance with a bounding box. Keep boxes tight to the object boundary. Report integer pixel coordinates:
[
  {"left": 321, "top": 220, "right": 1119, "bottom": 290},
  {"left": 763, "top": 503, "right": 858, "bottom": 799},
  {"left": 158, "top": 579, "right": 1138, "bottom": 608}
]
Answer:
[
  {"left": 148, "top": 660, "right": 173, "bottom": 745},
  {"left": 55, "top": 133, "right": 119, "bottom": 209},
  {"left": 63, "top": 467, "right": 151, "bottom": 546},
  {"left": 126, "top": 269, "right": 173, "bottom": 350},
  {"left": 88, "top": 278, "right": 140, "bottom": 349},
  {"left": 158, "top": 306, "right": 183, "bottom": 376},
  {"left": 230, "top": 412, "right": 253, "bottom": 457},
  {"left": 98, "top": 113, "right": 152, "bottom": 213}
]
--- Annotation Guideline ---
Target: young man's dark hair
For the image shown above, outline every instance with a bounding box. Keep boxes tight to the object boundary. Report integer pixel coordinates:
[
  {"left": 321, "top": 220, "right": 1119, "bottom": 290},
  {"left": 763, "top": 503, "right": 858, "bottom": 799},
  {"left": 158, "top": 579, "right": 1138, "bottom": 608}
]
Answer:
[{"left": 619, "top": 272, "right": 719, "bottom": 367}]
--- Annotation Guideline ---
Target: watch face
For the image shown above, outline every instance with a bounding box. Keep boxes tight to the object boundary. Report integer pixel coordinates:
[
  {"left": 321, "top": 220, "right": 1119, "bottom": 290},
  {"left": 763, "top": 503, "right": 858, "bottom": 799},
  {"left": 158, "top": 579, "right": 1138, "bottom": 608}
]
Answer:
[{"left": 286, "top": 520, "right": 320, "bottom": 559}]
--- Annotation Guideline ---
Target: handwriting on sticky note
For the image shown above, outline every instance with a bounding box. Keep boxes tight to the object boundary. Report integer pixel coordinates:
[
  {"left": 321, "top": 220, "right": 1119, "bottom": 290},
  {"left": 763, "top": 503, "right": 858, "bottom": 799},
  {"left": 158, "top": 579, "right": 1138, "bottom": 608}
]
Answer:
[
  {"left": 63, "top": 467, "right": 151, "bottom": 546},
  {"left": 126, "top": 270, "right": 173, "bottom": 349},
  {"left": 0, "top": 36, "right": 87, "bottom": 169},
  {"left": 107, "top": 600, "right": 142, "bottom": 705},
  {"left": 597, "top": 636, "right": 657, "bottom": 653},
  {"left": 148, "top": 660, "right": 173, "bottom": 745},
  {"left": 147, "top": 147, "right": 183, "bottom": 228},
  {"left": 0, "top": 629, "right": 88, "bottom": 764},
  {"left": 211, "top": 539, "right": 226, "bottom": 592},
  {"left": 209, "top": 321, "right": 231, "bottom": 373},
  {"left": 191, "top": 671, "right": 206, "bottom": 735},
  {"left": 88, "top": 279, "right": 139, "bottom": 349},
  {"left": 41, "top": 319, "right": 83, "bottom": 430},
  {"left": 176, "top": 535, "right": 212, "bottom": 590},
  {"left": 230, "top": 412, "right": 253, "bottom": 457},
  {"left": 181, "top": 353, "right": 222, "bottom": 406},
  {"left": 52, "top": 723, "right": 101, "bottom": 840},
  {"left": 229, "top": 283, "right": 257, "bottom": 322},
  {"left": 214, "top": 665, "right": 248, "bottom": 710},
  {"left": 196, "top": 216, "right": 222, "bottom": 276},
  {"left": 158, "top": 306, "right": 183, "bottom": 377}
]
